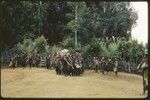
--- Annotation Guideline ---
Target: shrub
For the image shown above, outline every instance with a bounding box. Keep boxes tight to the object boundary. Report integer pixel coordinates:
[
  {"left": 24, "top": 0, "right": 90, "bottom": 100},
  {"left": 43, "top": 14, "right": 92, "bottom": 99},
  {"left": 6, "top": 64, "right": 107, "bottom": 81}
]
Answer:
[
  {"left": 10, "top": 35, "right": 50, "bottom": 55},
  {"left": 50, "top": 45, "right": 63, "bottom": 57},
  {"left": 61, "top": 36, "right": 74, "bottom": 49}
]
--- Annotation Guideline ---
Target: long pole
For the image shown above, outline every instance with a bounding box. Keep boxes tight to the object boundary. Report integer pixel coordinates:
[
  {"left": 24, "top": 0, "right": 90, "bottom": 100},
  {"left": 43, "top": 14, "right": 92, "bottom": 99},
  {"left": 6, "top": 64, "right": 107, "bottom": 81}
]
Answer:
[
  {"left": 75, "top": 2, "right": 78, "bottom": 49},
  {"left": 38, "top": 1, "right": 42, "bottom": 34}
]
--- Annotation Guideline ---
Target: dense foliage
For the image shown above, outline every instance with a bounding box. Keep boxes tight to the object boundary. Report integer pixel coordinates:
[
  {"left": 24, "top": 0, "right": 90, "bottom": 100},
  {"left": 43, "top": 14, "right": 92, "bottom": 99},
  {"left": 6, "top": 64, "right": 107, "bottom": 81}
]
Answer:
[
  {"left": 1, "top": 1, "right": 138, "bottom": 51},
  {"left": 1, "top": 1, "right": 146, "bottom": 70},
  {"left": 80, "top": 37, "right": 145, "bottom": 68},
  {"left": 67, "top": 2, "right": 138, "bottom": 45},
  {"left": 11, "top": 35, "right": 50, "bottom": 55},
  {"left": 1, "top": 1, "right": 72, "bottom": 52}
]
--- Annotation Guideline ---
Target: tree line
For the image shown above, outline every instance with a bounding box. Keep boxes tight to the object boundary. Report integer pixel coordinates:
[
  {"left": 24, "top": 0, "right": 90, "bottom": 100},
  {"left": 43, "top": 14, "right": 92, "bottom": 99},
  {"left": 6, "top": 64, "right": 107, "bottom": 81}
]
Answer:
[{"left": 1, "top": 1, "right": 147, "bottom": 70}]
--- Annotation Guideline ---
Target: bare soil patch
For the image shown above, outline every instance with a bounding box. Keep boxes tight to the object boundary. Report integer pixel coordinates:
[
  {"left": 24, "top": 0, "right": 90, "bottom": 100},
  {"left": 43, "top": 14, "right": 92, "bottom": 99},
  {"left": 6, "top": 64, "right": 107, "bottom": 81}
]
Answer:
[{"left": 1, "top": 67, "right": 147, "bottom": 98}]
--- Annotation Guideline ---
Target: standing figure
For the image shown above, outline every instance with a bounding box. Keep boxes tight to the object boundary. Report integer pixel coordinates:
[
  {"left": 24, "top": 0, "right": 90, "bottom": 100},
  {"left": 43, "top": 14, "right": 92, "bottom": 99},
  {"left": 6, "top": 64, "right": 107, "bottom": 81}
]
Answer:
[
  {"left": 54, "top": 55, "right": 62, "bottom": 75},
  {"left": 107, "top": 58, "right": 113, "bottom": 72},
  {"left": 101, "top": 57, "right": 105, "bottom": 74},
  {"left": 22, "top": 54, "right": 27, "bottom": 67},
  {"left": 114, "top": 59, "right": 118, "bottom": 76},
  {"left": 9, "top": 55, "right": 17, "bottom": 69},
  {"left": 15, "top": 54, "right": 19, "bottom": 68},
  {"left": 74, "top": 50, "right": 83, "bottom": 76},
  {"left": 93, "top": 57, "right": 99, "bottom": 73},
  {"left": 78, "top": 51, "right": 84, "bottom": 75},
  {"left": 46, "top": 55, "right": 50, "bottom": 69},
  {"left": 28, "top": 55, "right": 33, "bottom": 68},
  {"left": 32, "top": 56, "right": 36, "bottom": 67},
  {"left": 137, "top": 53, "right": 148, "bottom": 94},
  {"left": 66, "top": 54, "right": 74, "bottom": 76},
  {"left": 105, "top": 58, "right": 109, "bottom": 74},
  {"left": 36, "top": 55, "right": 40, "bottom": 67},
  {"left": 72, "top": 53, "right": 77, "bottom": 76},
  {"left": 61, "top": 55, "right": 69, "bottom": 76}
]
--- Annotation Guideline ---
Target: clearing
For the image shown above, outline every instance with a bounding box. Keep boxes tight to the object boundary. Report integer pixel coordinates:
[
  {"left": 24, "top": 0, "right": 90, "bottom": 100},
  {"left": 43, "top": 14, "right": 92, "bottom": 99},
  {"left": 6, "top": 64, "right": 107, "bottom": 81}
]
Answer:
[{"left": 1, "top": 67, "right": 147, "bottom": 98}]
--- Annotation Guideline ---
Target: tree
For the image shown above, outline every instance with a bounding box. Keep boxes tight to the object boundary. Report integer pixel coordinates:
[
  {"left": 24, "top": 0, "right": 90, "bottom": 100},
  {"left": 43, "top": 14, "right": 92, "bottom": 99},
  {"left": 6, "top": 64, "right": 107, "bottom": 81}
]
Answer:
[
  {"left": 1, "top": 1, "right": 72, "bottom": 53},
  {"left": 1, "top": 1, "right": 48, "bottom": 52},
  {"left": 10, "top": 35, "right": 50, "bottom": 55},
  {"left": 67, "top": 2, "right": 138, "bottom": 45},
  {"left": 117, "top": 38, "right": 145, "bottom": 62},
  {"left": 34, "top": 35, "right": 49, "bottom": 54}
]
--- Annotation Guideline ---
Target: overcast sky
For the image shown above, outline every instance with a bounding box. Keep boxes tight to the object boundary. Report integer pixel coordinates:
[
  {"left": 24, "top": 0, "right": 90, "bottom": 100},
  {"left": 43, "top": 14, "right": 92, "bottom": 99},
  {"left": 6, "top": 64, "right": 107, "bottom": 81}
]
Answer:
[{"left": 130, "top": 2, "right": 148, "bottom": 45}]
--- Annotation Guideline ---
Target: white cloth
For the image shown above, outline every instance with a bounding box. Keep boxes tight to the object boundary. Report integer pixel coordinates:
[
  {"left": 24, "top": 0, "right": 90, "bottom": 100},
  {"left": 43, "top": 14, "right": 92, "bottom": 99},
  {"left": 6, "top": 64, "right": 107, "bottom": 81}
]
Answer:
[
  {"left": 114, "top": 67, "right": 118, "bottom": 72},
  {"left": 9, "top": 61, "right": 13, "bottom": 67},
  {"left": 57, "top": 49, "right": 70, "bottom": 57},
  {"left": 75, "top": 64, "right": 81, "bottom": 68}
]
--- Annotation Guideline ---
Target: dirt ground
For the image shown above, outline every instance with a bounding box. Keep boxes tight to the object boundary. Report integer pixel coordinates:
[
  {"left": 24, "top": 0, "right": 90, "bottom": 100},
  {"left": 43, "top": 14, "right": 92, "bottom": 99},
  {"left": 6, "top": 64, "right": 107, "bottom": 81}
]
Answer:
[{"left": 1, "top": 67, "right": 147, "bottom": 98}]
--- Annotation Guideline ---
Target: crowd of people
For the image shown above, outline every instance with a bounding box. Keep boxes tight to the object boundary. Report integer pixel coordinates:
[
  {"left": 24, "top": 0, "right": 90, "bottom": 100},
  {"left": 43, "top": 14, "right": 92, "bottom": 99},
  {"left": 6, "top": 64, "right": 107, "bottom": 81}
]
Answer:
[
  {"left": 8, "top": 50, "right": 84, "bottom": 76},
  {"left": 7, "top": 49, "right": 148, "bottom": 94},
  {"left": 9, "top": 53, "right": 51, "bottom": 69},
  {"left": 93, "top": 57, "right": 119, "bottom": 76},
  {"left": 8, "top": 50, "right": 119, "bottom": 76},
  {"left": 52, "top": 50, "right": 84, "bottom": 76}
]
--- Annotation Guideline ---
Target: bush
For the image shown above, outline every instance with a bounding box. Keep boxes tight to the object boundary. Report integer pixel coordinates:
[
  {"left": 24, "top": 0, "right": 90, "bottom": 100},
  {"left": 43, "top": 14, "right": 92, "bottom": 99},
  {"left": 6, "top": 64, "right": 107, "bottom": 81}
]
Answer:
[
  {"left": 34, "top": 35, "right": 48, "bottom": 54},
  {"left": 108, "top": 42, "right": 119, "bottom": 59},
  {"left": 9, "top": 34, "right": 145, "bottom": 71},
  {"left": 82, "top": 44, "right": 92, "bottom": 68},
  {"left": 49, "top": 45, "right": 63, "bottom": 57},
  {"left": 61, "top": 36, "right": 74, "bottom": 49},
  {"left": 81, "top": 37, "right": 145, "bottom": 69},
  {"left": 10, "top": 35, "right": 50, "bottom": 55},
  {"left": 116, "top": 38, "right": 145, "bottom": 62},
  {"left": 81, "top": 38, "right": 107, "bottom": 68}
]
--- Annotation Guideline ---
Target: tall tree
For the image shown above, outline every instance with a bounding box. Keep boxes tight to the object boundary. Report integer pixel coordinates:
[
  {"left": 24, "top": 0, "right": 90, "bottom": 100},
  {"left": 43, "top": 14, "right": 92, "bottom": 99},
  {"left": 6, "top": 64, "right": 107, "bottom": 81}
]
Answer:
[
  {"left": 1, "top": 1, "right": 72, "bottom": 52},
  {"left": 67, "top": 1, "right": 138, "bottom": 45}
]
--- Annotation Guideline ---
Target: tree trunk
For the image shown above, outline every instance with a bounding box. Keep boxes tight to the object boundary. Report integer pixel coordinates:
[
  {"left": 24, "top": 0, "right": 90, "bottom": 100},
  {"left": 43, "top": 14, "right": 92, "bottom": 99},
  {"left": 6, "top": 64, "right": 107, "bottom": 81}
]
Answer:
[
  {"left": 38, "top": 1, "right": 42, "bottom": 34},
  {"left": 75, "top": 3, "right": 78, "bottom": 49}
]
